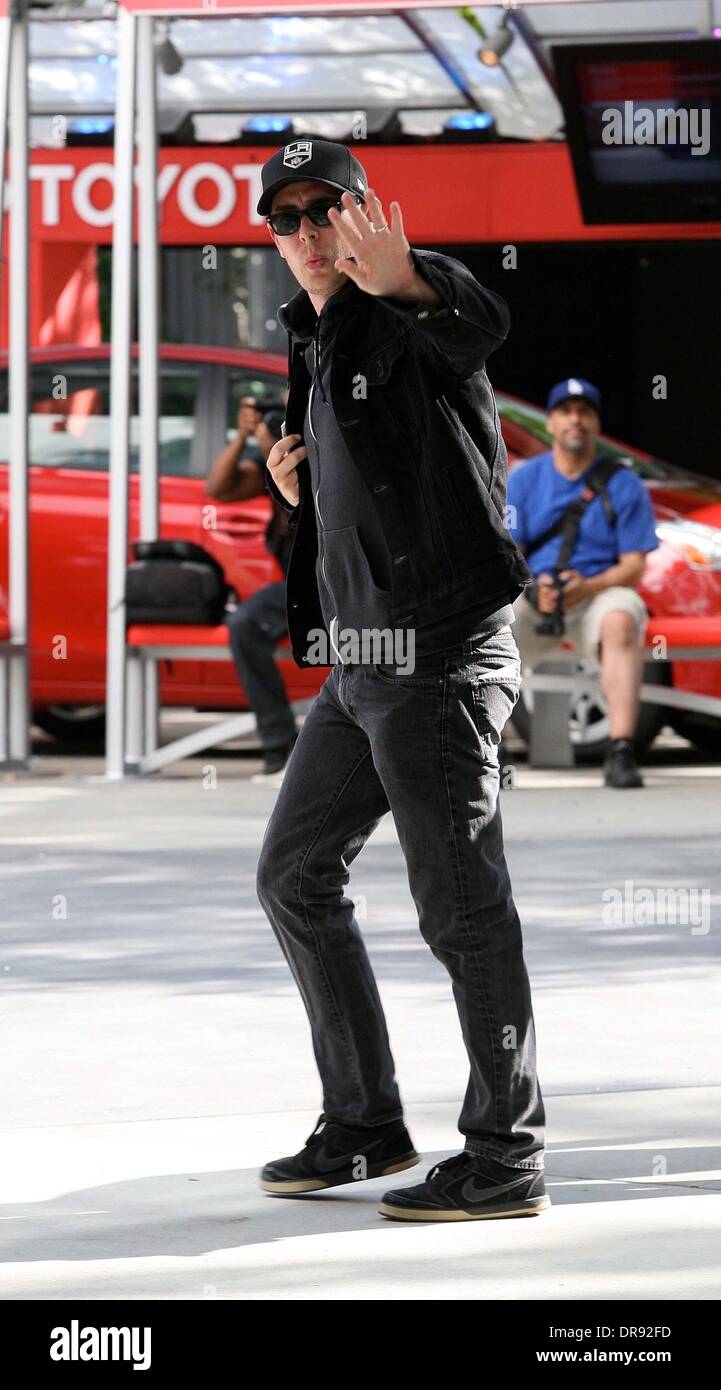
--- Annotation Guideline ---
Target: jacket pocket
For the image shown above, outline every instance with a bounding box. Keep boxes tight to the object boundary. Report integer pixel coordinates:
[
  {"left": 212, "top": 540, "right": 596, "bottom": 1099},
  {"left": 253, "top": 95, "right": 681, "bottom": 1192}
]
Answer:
[
  {"left": 317, "top": 525, "right": 393, "bottom": 633},
  {"left": 470, "top": 673, "right": 521, "bottom": 744},
  {"left": 434, "top": 394, "right": 492, "bottom": 490},
  {"left": 447, "top": 629, "right": 522, "bottom": 745},
  {"left": 361, "top": 330, "right": 409, "bottom": 386}
]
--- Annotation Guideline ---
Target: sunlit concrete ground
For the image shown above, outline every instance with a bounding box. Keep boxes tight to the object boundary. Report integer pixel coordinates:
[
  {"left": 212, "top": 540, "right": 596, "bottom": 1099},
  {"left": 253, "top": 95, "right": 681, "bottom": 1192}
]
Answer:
[{"left": 1, "top": 717, "right": 719, "bottom": 1300}]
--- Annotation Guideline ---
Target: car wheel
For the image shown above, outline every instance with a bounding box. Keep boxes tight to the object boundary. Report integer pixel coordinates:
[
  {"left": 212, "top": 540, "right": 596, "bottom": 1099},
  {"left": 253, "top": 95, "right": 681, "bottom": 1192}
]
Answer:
[
  {"left": 668, "top": 711, "right": 721, "bottom": 757},
  {"left": 34, "top": 705, "right": 106, "bottom": 747},
  {"left": 510, "top": 659, "right": 670, "bottom": 762}
]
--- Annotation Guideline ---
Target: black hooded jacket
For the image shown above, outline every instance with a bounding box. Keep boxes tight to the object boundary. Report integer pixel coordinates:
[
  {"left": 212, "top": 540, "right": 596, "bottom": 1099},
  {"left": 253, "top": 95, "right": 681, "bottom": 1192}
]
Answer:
[{"left": 264, "top": 245, "right": 533, "bottom": 669}]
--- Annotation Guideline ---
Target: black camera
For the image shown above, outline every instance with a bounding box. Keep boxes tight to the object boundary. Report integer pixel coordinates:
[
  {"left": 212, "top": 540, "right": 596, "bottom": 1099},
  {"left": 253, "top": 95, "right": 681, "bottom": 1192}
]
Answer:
[{"left": 527, "top": 568, "right": 566, "bottom": 637}]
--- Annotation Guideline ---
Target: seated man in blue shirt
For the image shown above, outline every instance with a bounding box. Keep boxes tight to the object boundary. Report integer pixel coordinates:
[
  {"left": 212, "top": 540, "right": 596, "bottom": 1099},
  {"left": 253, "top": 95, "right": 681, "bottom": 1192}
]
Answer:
[{"left": 507, "top": 378, "right": 659, "bottom": 788}]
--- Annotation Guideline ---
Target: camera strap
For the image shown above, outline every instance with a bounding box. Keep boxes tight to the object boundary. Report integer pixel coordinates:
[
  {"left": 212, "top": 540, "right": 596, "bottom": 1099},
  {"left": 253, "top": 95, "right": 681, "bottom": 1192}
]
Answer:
[{"left": 526, "top": 456, "right": 623, "bottom": 572}]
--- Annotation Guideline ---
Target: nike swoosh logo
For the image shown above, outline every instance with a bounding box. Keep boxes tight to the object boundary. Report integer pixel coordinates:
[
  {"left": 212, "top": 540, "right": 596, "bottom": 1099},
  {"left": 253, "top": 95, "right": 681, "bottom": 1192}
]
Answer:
[
  {"left": 313, "top": 1134, "right": 398, "bottom": 1173},
  {"left": 313, "top": 1151, "right": 365, "bottom": 1173},
  {"left": 461, "top": 1173, "right": 534, "bottom": 1203}
]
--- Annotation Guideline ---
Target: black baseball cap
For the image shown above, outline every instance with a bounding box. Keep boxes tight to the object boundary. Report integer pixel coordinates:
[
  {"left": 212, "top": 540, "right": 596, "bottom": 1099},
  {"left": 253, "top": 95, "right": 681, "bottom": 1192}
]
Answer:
[{"left": 256, "top": 138, "right": 368, "bottom": 217}]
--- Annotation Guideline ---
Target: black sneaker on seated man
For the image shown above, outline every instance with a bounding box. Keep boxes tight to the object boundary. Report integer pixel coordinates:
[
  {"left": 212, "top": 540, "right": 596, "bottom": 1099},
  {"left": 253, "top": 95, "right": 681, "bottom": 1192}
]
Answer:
[
  {"left": 252, "top": 730, "right": 299, "bottom": 782},
  {"left": 378, "top": 1151, "right": 550, "bottom": 1221},
  {"left": 259, "top": 1113, "right": 420, "bottom": 1194},
  {"left": 603, "top": 736, "right": 644, "bottom": 788}
]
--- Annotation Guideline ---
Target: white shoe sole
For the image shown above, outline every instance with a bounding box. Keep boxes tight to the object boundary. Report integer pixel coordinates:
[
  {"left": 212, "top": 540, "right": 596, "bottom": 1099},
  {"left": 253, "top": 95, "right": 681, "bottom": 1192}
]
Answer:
[
  {"left": 260, "top": 1153, "right": 420, "bottom": 1195},
  {"left": 378, "top": 1194, "right": 551, "bottom": 1221}
]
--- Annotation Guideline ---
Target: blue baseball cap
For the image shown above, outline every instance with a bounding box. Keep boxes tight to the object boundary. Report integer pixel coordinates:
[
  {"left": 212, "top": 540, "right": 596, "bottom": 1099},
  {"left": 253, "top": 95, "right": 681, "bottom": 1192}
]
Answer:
[{"left": 546, "top": 377, "right": 602, "bottom": 416}]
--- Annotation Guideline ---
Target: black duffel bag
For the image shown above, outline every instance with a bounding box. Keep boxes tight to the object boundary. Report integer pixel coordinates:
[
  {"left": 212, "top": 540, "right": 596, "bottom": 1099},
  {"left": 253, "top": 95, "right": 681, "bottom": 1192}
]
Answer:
[{"left": 125, "top": 539, "right": 231, "bottom": 626}]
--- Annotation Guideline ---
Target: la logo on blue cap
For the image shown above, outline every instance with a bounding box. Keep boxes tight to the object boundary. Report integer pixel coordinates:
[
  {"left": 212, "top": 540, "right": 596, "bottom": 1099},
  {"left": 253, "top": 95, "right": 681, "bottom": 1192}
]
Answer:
[{"left": 567, "top": 379, "right": 584, "bottom": 393}]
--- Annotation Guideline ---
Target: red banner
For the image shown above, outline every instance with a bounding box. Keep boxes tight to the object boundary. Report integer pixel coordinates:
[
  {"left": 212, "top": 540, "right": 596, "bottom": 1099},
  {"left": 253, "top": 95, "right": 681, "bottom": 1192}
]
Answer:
[{"left": 9, "top": 144, "right": 719, "bottom": 248}]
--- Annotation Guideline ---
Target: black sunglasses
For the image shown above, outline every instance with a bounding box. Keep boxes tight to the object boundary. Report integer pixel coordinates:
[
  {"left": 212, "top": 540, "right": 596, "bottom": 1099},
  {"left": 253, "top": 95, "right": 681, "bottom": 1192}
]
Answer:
[{"left": 266, "top": 193, "right": 364, "bottom": 237}]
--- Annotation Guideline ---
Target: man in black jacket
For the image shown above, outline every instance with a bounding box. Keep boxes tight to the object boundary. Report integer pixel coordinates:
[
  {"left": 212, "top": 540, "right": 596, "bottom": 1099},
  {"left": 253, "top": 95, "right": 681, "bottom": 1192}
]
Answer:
[{"left": 254, "top": 139, "right": 548, "bottom": 1221}]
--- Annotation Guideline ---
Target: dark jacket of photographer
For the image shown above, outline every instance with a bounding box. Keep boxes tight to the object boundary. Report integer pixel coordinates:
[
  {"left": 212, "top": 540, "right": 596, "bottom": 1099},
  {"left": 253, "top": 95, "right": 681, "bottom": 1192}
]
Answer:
[
  {"left": 264, "top": 501, "right": 293, "bottom": 578},
  {"left": 264, "top": 245, "right": 533, "bottom": 669}
]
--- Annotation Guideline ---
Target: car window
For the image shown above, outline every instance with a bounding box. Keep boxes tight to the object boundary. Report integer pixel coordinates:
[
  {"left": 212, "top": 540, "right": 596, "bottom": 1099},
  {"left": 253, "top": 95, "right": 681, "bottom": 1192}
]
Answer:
[
  {"left": 500, "top": 413, "right": 548, "bottom": 460},
  {"left": 152, "top": 369, "right": 201, "bottom": 477},
  {"left": 0, "top": 361, "right": 204, "bottom": 477},
  {"left": 26, "top": 362, "right": 112, "bottom": 472},
  {"left": 496, "top": 395, "right": 689, "bottom": 483}
]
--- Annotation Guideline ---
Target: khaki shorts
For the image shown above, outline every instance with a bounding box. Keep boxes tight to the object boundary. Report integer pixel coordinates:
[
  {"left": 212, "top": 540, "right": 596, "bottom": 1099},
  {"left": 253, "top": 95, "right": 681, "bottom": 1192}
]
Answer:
[{"left": 511, "top": 585, "right": 649, "bottom": 671}]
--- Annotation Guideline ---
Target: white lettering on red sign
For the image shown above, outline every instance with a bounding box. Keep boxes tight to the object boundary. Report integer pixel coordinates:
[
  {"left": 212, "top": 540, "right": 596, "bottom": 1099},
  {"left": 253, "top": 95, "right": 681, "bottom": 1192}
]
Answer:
[
  {"left": 73, "top": 163, "right": 115, "bottom": 227},
  {"left": 176, "top": 162, "right": 236, "bottom": 227},
  {"left": 29, "top": 165, "right": 74, "bottom": 226},
  {"left": 8, "top": 160, "right": 266, "bottom": 231}
]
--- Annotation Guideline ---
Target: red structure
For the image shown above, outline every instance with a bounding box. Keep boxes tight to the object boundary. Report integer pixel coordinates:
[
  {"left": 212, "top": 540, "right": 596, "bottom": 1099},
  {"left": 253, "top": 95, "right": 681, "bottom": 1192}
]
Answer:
[{"left": 4, "top": 142, "right": 720, "bottom": 349}]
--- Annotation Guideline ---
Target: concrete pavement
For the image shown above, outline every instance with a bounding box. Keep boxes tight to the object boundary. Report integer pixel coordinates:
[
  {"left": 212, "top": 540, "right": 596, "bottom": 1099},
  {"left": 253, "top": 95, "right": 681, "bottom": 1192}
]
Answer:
[{"left": 1, "top": 730, "right": 719, "bottom": 1299}]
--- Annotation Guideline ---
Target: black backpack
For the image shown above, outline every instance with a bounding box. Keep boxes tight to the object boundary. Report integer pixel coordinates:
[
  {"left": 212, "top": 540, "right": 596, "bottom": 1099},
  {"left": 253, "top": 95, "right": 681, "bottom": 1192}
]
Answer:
[{"left": 125, "top": 539, "right": 231, "bottom": 626}]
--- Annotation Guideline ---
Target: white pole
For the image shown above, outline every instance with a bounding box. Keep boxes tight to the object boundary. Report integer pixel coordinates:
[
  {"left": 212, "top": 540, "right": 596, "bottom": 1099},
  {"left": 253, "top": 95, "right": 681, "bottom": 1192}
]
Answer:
[
  {"left": 0, "top": 11, "right": 12, "bottom": 766},
  {"left": 137, "top": 15, "right": 159, "bottom": 542},
  {"left": 7, "top": 0, "right": 29, "bottom": 766},
  {"left": 136, "top": 15, "right": 160, "bottom": 755},
  {"left": 0, "top": 11, "right": 11, "bottom": 250},
  {"left": 105, "top": 3, "right": 138, "bottom": 779}
]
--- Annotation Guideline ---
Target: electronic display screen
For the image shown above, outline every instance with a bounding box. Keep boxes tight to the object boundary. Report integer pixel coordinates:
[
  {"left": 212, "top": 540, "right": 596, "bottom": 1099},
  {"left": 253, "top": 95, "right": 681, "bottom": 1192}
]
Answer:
[{"left": 553, "top": 40, "right": 721, "bottom": 224}]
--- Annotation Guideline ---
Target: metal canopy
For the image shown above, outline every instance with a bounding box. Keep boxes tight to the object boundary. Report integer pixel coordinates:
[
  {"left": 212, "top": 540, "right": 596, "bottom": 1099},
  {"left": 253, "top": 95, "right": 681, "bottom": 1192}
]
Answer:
[
  {"left": 27, "top": 7, "right": 563, "bottom": 143},
  {"left": 27, "top": 2, "right": 716, "bottom": 145}
]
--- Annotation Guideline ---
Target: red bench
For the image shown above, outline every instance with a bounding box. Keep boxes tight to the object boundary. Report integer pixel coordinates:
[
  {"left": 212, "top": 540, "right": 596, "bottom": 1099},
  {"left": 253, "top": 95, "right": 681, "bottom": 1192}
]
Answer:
[
  {"left": 125, "top": 623, "right": 292, "bottom": 661},
  {"left": 122, "top": 614, "right": 721, "bottom": 774},
  {"left": 124, "top": 622, "right": 307, "bottom": 774}
]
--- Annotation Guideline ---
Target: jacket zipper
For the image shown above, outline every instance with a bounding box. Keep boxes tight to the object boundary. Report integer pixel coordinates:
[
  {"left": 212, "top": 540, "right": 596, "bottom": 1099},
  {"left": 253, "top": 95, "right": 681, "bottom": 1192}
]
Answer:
[
  {"left": 308, "top": 328, "right": 319, "bottom": 445},
  {"left": 309, "top": 322, "right": 330, "bottom": 592}
]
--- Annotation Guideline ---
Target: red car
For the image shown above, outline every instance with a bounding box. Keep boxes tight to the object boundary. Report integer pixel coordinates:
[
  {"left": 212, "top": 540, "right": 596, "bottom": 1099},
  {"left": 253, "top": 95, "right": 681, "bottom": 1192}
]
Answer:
[{"left": 1, "top": 343, "right": 720, "bottom": 756}]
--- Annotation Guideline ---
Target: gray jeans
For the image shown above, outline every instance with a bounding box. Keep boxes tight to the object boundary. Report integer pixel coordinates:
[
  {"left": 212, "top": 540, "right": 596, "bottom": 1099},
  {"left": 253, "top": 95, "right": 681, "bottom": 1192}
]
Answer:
[
  {"left": 256, "top": 624, "right": 546, "bottom": 1170},
  {"left": 226, "top": 580, "right": 297, "bottom": 752}
]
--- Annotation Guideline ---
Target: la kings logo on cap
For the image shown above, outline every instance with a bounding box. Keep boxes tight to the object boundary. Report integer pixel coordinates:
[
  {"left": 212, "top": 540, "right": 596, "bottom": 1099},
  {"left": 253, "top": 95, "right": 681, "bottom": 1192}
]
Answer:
[{"left": 283, "top": 140, "right": 312, "bottom": 169}]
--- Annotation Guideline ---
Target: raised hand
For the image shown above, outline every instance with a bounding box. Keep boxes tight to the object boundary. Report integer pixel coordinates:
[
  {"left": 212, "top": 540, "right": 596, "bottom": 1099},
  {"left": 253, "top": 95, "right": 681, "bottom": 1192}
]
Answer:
[{"left": 328, "top": 187, "right": 416, "bottom": 299}]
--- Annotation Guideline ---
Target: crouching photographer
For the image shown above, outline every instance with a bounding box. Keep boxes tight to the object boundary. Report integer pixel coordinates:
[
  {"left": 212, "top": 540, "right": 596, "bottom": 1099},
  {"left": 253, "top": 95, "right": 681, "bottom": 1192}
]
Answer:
[
  {"left": 507, "top": 378, "right": 660, "bottom": 789},
  {"left": 205, "top": 396, "right": 299, "bottom": 780}
]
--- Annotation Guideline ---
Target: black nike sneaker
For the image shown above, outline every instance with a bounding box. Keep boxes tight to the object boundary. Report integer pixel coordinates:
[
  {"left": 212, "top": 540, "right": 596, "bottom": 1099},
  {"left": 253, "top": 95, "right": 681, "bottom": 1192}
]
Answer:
[
  {"left": 260, "top": 1113, "right": 420, "bottom": 1195},
  {"left": 379, "top": 1151, "right": 550, "bottom": 1221}
]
